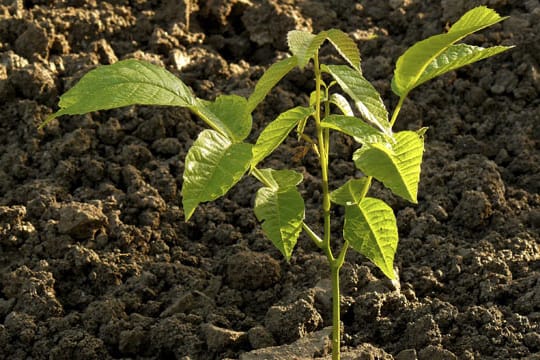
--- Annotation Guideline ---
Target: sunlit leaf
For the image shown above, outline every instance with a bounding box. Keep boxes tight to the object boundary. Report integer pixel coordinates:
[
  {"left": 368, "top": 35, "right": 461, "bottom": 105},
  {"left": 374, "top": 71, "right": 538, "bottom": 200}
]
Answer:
[
  {"left": 330, "top": 178, "right": 369, "bottom": 206},
  {"left": 256, "top": 168, "right": 303, "bottom": 190},
  {"left": 416, "top": 44, "right": 511, "bottom": 88},
  {"left": 287, "top": 30, "right": 326, "bottom": 68},
  {"left": 252, "top": 106, "right": 313, "bottom": 167},
  {"left": 247, "top": 56, "right": 298, "bottom": 112},
  {"left": 326, "top": 29, "right": 361, "bottom": 73},
  {"left": 254, "top": 169, "right": 305, "bottom": 260},
  {"left": 44, "top": 59, "right": 195, "bottom": 126},
  {"left": 323, "top": 64, "right": 391, "bottom": 137},
  {"left": 321, "top": 115, "right": 388, "bottom": 145},
  {"left": 183, "top": 130, "right": 252, "bottom": 220},
  {"left": 196, "top": 95, "right": 252, "bottom": 142},
  {"left": 392, "top": 6, "right": 509, "bottom": 97},
  {"left": 344, "top": 197, "right": 398, "bottom": 279},
  {"left": 353, "top": 131, "right": 424, "bottom": 203},
  {"left": 329, "top": 93, "right": 354, "bottom": 116}
]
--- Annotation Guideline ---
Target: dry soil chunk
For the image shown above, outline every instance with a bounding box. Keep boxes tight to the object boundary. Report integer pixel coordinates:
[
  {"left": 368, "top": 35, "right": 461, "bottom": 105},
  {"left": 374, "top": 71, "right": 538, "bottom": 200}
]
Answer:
[
  {"left": 264, "top": 298, "right": 323, "bottom": 344},
  {"left": 201, "top": 323, "right": 247, "bottom": 352},
  {"left": 2, "top": 266, "right": 63, "bottom": 319},
  {"left": 57, "top": 201, "right": 107, "bottom": 239},
  {"left": 14, "top": 23, "right": 49, "bottom": 61},
  {"left": 226, "top": 251, "right": 281, "bottom": 290}
]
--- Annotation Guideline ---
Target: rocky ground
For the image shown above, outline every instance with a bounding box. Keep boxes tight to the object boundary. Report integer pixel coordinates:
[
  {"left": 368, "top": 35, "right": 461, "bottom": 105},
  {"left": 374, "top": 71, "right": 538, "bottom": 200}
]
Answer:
[{"left": 0, "top": 0, "right": 539, "bottom": 359}]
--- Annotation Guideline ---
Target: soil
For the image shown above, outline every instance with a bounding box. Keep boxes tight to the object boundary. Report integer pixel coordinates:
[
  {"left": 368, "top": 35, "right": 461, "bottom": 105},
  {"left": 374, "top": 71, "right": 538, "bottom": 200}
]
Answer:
[{"left": 0, "top": 0, "right": 539, "bottom": 359}]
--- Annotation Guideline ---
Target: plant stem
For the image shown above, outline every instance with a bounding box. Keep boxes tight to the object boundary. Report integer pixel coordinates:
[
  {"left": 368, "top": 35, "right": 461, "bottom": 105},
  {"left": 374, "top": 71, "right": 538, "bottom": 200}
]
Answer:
[
  {"left": 314, "top": 53, "right": 341, "bottom": 358},
  {"left": 330, "top": 262, "right": 341, "bottom": 360}
]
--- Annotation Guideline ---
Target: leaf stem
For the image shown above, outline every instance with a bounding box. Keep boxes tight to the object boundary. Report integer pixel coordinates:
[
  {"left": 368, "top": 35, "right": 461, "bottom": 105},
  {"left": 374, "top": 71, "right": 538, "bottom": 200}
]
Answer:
[
  {"left": 302, "top": 222, "right": 324, "bottom": 248},
  {"left": 251, "top": 167, "right": 273, "bottom": 188},
  {"left": 390, "top": 95, "right": 406, "bottom": 127}
]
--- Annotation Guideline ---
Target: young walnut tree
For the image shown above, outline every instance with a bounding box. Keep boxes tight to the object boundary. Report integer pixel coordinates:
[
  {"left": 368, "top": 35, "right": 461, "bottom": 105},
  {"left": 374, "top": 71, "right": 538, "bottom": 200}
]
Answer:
[{"left": 43, "top": 7, "right": 511, "bottom": 359}]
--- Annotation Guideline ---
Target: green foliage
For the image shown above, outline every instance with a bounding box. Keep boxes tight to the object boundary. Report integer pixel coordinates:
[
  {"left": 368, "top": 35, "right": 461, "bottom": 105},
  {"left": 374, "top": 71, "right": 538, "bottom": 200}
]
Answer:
[
  {"left": 44, "top": 7, "right": 511, "bottom": 359},
  {"left": 182, "top": 130, "right": 252, "bottom": 220},
  {"left": 344, "top": 198, "right": 398, "bottom": 280},
  {"left": 254, "top": 169, "right": 305, "bottom": 260},
  {"left": 392, "top": 6, "right": 512, "bottom": 97}
]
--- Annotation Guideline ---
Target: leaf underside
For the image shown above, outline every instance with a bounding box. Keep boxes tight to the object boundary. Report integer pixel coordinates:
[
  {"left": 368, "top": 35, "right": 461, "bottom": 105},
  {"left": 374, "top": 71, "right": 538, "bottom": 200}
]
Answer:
[
  {"left": 344, "top": 197, "right": 398, "bottom": 280},
  {"left": 254, "top": 169, "right": 305, "bottom": 260}
]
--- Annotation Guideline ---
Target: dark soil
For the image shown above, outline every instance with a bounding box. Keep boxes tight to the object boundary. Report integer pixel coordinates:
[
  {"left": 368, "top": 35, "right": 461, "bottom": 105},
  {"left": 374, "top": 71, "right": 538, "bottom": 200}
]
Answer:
[{"left": 1, "top": 0, "right": 539, "bottom": 359}]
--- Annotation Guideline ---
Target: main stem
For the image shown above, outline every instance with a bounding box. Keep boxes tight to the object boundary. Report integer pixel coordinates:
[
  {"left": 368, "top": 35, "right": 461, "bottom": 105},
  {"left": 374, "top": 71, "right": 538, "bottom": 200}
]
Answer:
[{"left": 313, "top": 54, "right": 343, "bottom": 360}]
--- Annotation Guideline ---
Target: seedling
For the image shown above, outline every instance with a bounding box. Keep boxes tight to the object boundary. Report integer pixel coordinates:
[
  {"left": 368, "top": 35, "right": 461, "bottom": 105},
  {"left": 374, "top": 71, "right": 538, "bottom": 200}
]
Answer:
[{"left": 42, "top": 7, "right": 511, "bottom": 359}]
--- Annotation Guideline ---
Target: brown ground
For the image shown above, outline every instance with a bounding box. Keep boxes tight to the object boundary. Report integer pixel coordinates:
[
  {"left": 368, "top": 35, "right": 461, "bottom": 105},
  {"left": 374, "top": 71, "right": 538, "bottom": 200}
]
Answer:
[{"left": 0, "top": 0, "right": 539, "bottom": 359}]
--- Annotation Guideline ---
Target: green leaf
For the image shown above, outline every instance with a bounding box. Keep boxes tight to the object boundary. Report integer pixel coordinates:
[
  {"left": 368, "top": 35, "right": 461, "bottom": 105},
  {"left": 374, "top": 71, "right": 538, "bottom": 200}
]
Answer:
[
  {"left": 329, "top": 93, "right": 354, "bottom": 116},
  {"left": 323, "top": 64, "right": 391, "bottom": 137},
  {"left": 196, "top": 95, "right": 252, "bottom": 142},
  {"left": 256, "top": 168, "right": 303, "bottom": 190},
  {"left": 330, "top": 178, "right": 369, "bottom": 206},
  {"left": 183, "top": 130, "right": 252, "bottom": 220},
  {"left": 254, "top": 170, "right": 305, "bottom": 260},
  {"left": 326, "top": 29, "right": 362, "bottom": 73},
  {"left": 287, "top": 30, "right": 326, "bottom": 69},
  {"left": 344, "top": 197, "right": 398, "bottom": 280},
  {"left": 321, "top": 115, "right": 388, "bottom": 145},
  {"left": 252, "top": 106, "right": 313, "bottom": 167},
  {"left": 353, "top": 131, "right": 424, "bottom": 203},
  {"left": 247, "top": 56, "right": 298, "bottom": 112},
  {"left": 288, "top": 29, "right": 361, "bottom": 72},
  {"left": 392, "top": 6, "right": 509, "bottom": 97},
  {"left": 44, "top": 59, "right": 196, "bottom": 126},
  {"left": 416, "top": 44, "right": 511, "bottom": 88}
]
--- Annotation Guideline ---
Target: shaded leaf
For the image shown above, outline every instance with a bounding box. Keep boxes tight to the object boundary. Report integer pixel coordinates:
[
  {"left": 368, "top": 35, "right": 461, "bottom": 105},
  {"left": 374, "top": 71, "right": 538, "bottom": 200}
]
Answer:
[
  {"left": 344, "top": 197, "right": 398, "bottom": 279},
  {"left": 353, "top": 131, "right": 424, "bottom": 203},
  {"left": 183, "top": 130, "right": 252, "bottom": 220}
]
